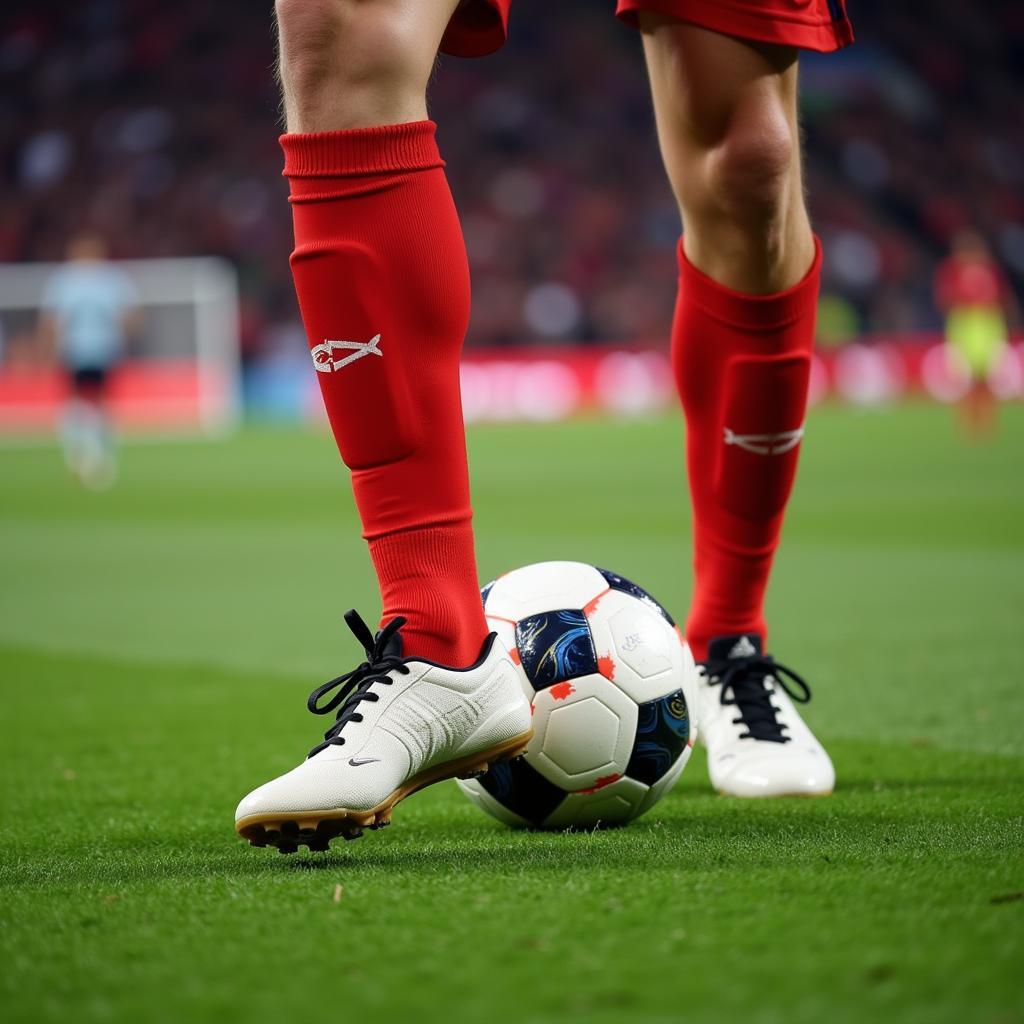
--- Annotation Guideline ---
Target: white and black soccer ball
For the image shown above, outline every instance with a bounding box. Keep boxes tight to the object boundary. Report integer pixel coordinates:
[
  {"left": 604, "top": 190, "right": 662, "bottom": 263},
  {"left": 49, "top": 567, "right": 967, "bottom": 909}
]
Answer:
[{"left": 458, "top": 561, "right": 698, "bottom": 829}]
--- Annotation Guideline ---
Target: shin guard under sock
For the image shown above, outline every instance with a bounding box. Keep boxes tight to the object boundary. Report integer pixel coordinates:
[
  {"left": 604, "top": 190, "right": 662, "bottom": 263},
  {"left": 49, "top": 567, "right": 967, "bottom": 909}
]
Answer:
[{"left": 672, "top": 238, "right": 823, "bottom": 659}]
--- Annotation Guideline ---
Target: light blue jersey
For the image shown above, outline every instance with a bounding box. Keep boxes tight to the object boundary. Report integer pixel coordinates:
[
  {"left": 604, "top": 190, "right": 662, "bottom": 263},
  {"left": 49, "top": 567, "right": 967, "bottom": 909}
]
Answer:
[{"left": 41, "top": 262, "right": 139, "bottom": 369}]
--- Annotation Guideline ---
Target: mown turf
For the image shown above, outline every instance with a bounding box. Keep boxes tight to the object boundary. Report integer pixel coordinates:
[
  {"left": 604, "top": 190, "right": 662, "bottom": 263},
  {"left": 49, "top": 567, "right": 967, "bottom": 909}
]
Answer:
[{"left": 1, "top": 403, "right": 1022, "bottom": 1024}]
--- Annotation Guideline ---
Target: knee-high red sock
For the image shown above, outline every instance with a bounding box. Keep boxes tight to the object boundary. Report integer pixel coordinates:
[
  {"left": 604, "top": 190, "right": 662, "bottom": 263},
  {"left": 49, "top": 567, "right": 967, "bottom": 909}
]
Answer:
[
  {"left": 282, "top": 121, "right": 487, "bottom": 665},
  {"left": 673, "top": 237, "right": 822, "bottom": 660}
]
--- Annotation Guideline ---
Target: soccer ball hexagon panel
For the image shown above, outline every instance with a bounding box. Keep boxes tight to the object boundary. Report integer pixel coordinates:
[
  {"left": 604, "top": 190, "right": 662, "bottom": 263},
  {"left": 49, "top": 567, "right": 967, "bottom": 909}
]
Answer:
[
  {"left": 458, "top": 561, "right": 698, "bottom": 829},
  {"left": 531, "top": 673, "right": 638, "bottom": 790}
]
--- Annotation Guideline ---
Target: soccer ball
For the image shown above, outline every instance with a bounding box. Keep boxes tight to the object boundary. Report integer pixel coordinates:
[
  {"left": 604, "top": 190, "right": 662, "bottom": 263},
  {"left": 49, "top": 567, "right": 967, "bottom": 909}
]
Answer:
[{"left": 458, "top": 561, "right": 698, "bottom": 829}]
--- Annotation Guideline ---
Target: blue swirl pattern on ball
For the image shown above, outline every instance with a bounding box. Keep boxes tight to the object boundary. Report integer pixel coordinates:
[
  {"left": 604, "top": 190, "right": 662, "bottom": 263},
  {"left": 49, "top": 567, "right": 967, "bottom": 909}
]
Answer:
[
  {"left": 515, "top": 609, "right": 598, "bottom": 689},
  {"left": 596, "top": 567, "right": 675, "bottom": 626},
  {"left": 626, "top": 690, "right": 690, "bottom": 785},
  {"left": 479, "top": 758, "right": 566, "bottom": 826}
]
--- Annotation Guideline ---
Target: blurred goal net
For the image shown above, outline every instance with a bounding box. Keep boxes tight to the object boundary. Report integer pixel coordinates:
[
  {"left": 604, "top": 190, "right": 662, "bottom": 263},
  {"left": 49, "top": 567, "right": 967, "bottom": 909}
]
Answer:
[{"left": 0, "top": 257, "right": 240, "bottom": 440}]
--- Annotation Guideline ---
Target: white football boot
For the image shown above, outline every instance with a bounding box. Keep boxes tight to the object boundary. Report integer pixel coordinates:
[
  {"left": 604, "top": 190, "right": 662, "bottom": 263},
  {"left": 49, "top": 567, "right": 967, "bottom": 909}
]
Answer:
[
  {"left": 235, "top": 610, "right": 533, "bottom": 852},
  {"left": 697, "top": 634, "right": 834, "bottom": 798}
]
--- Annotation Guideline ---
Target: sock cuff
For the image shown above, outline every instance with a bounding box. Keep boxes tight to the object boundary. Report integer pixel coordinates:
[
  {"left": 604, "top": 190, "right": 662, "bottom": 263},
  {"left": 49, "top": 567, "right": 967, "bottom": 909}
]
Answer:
[
  {"left": 677, "top": 235, "right": 823, "bottom": 332},
  {"left": 280, "top": 120, "right": 443, "bottom": 178}
]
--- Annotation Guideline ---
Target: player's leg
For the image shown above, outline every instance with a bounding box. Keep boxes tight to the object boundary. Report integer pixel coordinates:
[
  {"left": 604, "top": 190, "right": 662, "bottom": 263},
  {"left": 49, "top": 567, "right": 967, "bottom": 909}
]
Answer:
[
  {"left": 60, "top": 367, "right": 90, "bottom": 481},
  {"left": 278, "top": 0, "right": 487, "bottom": 664},
  {"left": 236, "top": 0, "right": 532, "bottom": 852},
  {"left": 963, "top": 381, "right": 996, "bottom": 439},
  {"left": 62, "top": 367, "right": 116, "bottom": 490},
  {"left": 947, "top": 312, "right": 1004, "bottom": 440},
  {"left": 639, "top": 17, "right": 833, "bottom": 796}
]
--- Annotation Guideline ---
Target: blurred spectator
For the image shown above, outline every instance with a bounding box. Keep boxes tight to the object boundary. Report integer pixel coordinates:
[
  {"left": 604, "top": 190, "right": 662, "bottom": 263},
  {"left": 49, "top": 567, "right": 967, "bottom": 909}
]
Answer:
[{"left": 1, "top": 0, "right": 1022, "bottom": 357}]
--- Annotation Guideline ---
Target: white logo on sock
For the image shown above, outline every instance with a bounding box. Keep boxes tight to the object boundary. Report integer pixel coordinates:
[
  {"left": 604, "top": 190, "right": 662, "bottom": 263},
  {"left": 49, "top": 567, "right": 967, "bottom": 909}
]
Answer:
[
  {"left": 728, "top": 636, "right": 758, "bottom": 659},
  {"left": 723, "top": 426, "right": 804, "bottom": 456},
  {"left": 311, "top": 334, "right": 382, "bottom": 373}
]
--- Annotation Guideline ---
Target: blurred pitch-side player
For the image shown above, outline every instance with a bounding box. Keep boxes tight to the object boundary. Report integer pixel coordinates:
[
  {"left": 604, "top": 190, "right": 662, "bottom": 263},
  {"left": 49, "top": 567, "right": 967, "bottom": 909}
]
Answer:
[
  {"left": 39, "top": 232, "right": 139, "bottom": 489},
  {"left": 236, "top": 0, "right": 853, "bottom": 851},
  {"left": 935, "top": 230, "right": 1015, "bottom": 439}
]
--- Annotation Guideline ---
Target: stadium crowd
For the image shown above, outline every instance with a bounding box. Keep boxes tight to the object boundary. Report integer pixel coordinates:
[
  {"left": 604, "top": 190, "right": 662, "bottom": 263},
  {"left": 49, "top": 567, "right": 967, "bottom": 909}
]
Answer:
[{"left": 2, "top": 0, "right": 1022, "bottom": 361}]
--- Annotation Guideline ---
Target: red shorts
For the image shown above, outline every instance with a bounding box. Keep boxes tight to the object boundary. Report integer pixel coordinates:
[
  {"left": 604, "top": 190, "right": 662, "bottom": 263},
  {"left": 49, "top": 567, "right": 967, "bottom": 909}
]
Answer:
[{"left": 441, "top": 0, "right": 853, "bottom": 58}]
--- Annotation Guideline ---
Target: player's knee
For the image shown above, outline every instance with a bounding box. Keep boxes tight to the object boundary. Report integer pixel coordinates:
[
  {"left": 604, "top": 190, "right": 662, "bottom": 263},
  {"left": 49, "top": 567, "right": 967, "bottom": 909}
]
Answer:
[
  {"left": 275, "top": 0, "right": 430, "bottom": 127},
  {"left": 704, "top": 112, "right": 795, "bottom": 231}
]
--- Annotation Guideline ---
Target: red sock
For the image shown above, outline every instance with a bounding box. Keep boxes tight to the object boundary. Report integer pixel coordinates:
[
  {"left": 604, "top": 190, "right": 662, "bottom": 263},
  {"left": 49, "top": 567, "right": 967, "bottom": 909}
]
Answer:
[
  {"left": 672, "top": 238, "right": 822, "bottom": 660},
  {"left": 282, "top": 121, "right": 487, "bottom": 665}
]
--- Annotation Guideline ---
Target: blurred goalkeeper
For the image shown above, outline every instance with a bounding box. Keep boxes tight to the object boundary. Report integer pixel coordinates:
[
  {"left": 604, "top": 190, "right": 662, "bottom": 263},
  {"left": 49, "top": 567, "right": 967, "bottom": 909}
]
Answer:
[{"left": 39, "top": 232, "right": 139, "bottom": 489}]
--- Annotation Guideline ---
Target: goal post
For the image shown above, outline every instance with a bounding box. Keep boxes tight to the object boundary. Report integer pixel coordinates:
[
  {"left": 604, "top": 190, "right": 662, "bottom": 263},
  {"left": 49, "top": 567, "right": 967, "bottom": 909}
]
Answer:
[{"left": 0, "top": 257, "right": 241, "bottom": 440}]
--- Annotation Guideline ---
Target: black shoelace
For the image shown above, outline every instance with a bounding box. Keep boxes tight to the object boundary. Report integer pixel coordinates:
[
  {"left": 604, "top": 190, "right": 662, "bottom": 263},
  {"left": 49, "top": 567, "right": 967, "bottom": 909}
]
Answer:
[
  {"left": 703, "top": 653, "right": 812, "bottom": 743},
  {"left": 305, "top": 610, "right": 410, "bottom": 758}
]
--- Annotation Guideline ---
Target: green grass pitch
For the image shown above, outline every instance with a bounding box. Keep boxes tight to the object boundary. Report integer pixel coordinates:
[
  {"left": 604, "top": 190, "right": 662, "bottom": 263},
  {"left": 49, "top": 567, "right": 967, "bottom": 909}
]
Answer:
[{"left": 1, "top": 402, "right": 1022, "bottom": 1024}]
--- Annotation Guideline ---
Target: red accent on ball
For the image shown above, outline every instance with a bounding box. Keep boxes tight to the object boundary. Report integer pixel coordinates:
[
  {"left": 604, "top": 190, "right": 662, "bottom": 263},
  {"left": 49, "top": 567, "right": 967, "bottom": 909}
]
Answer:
[
  {"left": 576, "top": 773, "right": 621, "bottom": 795},
  {"left": 583, "top": 587, "right": 610, "bottom": 616}
]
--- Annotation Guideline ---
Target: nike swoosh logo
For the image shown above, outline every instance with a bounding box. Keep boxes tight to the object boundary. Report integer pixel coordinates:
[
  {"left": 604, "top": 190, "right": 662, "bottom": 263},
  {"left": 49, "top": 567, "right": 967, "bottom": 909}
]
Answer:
[{"left": 348, "top": 757, "right": 380, "bottom": 767}]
